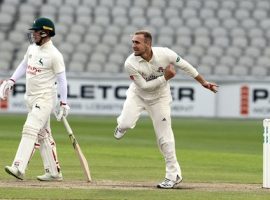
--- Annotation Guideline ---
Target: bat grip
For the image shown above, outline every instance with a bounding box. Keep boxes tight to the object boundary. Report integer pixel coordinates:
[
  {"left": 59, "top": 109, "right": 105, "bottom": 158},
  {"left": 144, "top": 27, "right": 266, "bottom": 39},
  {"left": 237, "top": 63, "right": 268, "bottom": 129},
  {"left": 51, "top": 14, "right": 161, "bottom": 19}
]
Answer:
[{"left": 63, "top": 117, "right": 73, "bottom": 135}]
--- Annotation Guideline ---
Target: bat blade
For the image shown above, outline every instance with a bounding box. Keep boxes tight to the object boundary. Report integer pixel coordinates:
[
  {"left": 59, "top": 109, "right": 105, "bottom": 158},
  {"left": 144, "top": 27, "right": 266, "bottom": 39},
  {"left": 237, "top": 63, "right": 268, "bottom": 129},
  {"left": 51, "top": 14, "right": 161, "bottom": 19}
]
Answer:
[{"left": 63, "top": 117, "right": 92, "bottom": 182}]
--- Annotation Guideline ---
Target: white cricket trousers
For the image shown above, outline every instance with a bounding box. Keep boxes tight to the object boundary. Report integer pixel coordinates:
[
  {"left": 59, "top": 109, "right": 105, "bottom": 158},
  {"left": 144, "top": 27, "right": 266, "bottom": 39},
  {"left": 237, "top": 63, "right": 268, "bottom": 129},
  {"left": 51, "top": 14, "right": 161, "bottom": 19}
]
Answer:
[
  {"left": 12, "top": 92, "right": 60, "bottom": 175},
  {"left": 117, "top": 90, "right": 182, "bottom": 181}
]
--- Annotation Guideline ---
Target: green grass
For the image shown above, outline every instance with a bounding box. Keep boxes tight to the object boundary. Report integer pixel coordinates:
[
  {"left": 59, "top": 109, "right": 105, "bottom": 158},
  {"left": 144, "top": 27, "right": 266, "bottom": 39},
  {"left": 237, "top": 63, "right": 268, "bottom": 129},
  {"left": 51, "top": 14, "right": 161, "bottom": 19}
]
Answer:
[{"left": 0, "top": 114, "right": 268, "bottom": 200}]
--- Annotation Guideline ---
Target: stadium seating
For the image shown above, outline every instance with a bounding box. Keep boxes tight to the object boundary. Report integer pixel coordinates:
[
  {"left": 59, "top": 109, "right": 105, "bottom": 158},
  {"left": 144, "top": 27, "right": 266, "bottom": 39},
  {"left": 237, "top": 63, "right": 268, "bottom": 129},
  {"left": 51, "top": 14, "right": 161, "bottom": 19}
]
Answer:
[{"left": 0, "top": 0, "right": 270, "bottom": 77}]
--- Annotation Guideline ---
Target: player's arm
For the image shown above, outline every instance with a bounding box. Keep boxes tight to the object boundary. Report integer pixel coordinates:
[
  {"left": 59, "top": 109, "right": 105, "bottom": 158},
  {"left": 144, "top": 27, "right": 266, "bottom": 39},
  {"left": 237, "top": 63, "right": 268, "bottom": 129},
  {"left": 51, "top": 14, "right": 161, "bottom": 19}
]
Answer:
[
  {"left": 0, "top": 59, "right": 28, "bottom": 100},
  {"left": 194, "top": 74, "right": 218, "bottom": 93},
  {"left": 177, "top": 59, "right": 218, "bottom": 93},
  {"left": 55, "top": 70, "right": 70, "bottom": 121},
  {"left": 53, "top": 52, "right": 70, "bottom": 120},
  {"left": 53, "top": 51, "right": 68, "bottom": 104},
  {"left": 10, "top": 59, "right": 28, "bottom": 81},
  {"left": 167, "top": 48, "right": 218, "bottom": 93},
  {"left": 10, "top": 47, "right": 30, "bottom": 82},
  {"left": 165, "top": 47, "right": 199, "bottom": 78},
  {"left": 56, "top": 71, "right": 67, "bottom": 104},
  {"left": 125, "top": 63, "right": 169, "bottom": 92}
]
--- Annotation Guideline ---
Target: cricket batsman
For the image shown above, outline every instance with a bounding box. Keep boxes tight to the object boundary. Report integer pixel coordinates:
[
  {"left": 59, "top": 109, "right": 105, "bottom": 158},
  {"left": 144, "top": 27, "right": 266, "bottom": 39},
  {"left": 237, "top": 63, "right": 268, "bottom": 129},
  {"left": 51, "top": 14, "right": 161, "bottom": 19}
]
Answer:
[
  {"left": 114, "top": 30, "right": 218, "bottom": 189},
  {"left": 0, "top": 17, "right": 69, "bottom": 181}
]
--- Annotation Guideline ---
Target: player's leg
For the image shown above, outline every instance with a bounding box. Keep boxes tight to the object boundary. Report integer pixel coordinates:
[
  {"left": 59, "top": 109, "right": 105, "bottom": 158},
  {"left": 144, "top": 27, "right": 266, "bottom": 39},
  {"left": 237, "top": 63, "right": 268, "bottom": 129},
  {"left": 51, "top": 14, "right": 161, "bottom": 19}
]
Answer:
[
  {"left": 37, "top": 118, "right": 62, "bottom": 181},
  {"left": 5, "top": 100, "right": 52, "bottom": 179},
  {"left": 4, "top": 122, "right": 39, "bottom": 180},
  {"left": 147, "top": 97, "right": 182, "bottom": 188},
  {"left": 114, "top": 91, "right": 144, "bottom": 139}
]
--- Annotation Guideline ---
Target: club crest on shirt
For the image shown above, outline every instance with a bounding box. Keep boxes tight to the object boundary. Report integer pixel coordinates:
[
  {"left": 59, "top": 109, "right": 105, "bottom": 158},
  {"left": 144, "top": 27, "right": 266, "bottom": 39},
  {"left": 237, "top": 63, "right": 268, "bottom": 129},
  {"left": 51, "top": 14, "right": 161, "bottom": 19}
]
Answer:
[
  {"left": 157, "top": 67, "right": 164, "bottom": 72},
  {"left": 39, "top": 58, "right": 43, "bottom": 66}
]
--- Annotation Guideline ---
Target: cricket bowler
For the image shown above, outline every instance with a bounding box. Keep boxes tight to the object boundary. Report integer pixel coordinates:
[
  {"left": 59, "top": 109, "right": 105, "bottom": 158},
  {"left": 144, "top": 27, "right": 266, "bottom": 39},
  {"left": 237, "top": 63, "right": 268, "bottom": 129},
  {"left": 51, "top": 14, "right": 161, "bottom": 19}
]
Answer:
[
  {"left": 0, "top": 17, "right": 69, "bottom": 181},
  {"left": 114, "top": 30, "right": 218, "bottom": 189}
]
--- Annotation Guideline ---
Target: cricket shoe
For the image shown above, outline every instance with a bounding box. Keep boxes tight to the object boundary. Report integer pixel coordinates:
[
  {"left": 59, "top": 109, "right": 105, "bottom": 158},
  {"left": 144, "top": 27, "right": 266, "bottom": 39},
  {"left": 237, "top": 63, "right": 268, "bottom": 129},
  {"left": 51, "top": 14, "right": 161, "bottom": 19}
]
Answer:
[
  {"left": 37, "top": 172, "right": 63, "bottom": 181},
  {"left": 5, "top": 166, "right": 24, "bottom": 180},
  {"left": 157, "top": 175, "right": 182, "bottom": 189},
  {"left": 114, "top": 127, "right": 126, "bottom": 140}
]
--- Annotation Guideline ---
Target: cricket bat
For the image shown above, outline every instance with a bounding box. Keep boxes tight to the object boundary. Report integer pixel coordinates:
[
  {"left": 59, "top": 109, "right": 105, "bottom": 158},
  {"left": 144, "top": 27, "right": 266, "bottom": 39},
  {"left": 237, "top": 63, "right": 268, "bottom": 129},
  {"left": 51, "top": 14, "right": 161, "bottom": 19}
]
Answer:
[{"left": 62, "top": 117, "right": 92, "bottom": 182}]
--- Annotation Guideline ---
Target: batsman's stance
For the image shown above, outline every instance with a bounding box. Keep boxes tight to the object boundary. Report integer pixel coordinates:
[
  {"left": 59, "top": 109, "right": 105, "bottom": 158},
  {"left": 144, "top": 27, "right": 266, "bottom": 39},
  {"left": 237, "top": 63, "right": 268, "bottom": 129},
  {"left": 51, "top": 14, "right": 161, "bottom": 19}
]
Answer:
[
  {"left": 114, "top": 30, "right": 218, "bottom": 189},
  {"left": 0, "top": 17, "right": 70, "bottom": 181}
]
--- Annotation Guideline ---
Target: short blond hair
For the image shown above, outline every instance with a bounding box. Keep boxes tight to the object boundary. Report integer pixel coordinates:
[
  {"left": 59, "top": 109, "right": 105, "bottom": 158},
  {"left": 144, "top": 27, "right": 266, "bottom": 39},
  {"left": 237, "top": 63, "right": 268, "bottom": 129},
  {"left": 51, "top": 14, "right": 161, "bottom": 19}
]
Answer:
[{"left": 134, "top": 30, "right": 152, "bottom": 43}]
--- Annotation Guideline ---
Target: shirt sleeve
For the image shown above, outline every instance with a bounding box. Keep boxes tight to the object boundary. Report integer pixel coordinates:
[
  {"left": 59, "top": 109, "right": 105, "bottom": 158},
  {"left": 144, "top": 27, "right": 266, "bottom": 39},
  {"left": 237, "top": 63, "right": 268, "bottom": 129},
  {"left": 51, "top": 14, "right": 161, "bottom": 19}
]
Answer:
[
  {"left": 10, "top": 59, "right": 27, "bottom": 81},
  {"left": 56, "top": 71, "right": 68, "bottom": 103},
  {"left": 10, "top": 47, "right": 30, "bottom": 81},
  {"left": 125, "top": 62, "right": 166, "bottom": 92},
  {"left": 166, "top": 48, "right": 199, "bottom": 78}
]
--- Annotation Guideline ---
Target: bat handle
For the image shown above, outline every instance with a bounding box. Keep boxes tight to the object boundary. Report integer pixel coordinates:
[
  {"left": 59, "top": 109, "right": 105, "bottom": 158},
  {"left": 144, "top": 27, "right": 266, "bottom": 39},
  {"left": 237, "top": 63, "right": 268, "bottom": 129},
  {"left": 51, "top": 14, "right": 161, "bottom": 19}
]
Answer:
[{"left": 62, "top": 117, "right": 73, "bottom": 135}]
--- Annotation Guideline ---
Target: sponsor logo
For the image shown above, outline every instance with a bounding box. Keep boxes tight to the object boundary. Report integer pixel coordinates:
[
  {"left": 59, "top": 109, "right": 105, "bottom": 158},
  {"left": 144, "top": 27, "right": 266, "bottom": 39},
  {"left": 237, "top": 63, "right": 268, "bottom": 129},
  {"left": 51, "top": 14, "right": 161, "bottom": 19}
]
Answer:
[
  {"left": 144, "top": 74, "right": 162, "bottom": 81},
  {"left": 11, "top": 83, "right": 195, "bottom": 101},
  {"left": 27, "top": 65, "right": 41, "bottom": 75},
  {"left": 176, "top": 56, "right": 180, "bottom": 62}
]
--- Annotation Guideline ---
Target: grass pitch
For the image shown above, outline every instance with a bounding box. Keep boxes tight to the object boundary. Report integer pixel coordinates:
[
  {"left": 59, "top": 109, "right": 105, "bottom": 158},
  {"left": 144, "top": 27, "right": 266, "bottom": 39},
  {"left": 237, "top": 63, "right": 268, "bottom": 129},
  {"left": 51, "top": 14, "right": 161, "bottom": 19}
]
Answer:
[{"left": 0, "top": 114, "right": 269, "bottom": 199}]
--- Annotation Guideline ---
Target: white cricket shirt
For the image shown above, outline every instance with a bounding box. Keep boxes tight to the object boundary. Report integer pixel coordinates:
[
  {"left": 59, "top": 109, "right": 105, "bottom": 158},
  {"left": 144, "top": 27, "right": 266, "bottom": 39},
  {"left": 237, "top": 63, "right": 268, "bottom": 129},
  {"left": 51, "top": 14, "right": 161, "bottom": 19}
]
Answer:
[
  {"left": 23, "top": 40, "right": 65, "bottom": 95},
  {"left": 125, "top": 47, "right": 199, "bottom": 101}
]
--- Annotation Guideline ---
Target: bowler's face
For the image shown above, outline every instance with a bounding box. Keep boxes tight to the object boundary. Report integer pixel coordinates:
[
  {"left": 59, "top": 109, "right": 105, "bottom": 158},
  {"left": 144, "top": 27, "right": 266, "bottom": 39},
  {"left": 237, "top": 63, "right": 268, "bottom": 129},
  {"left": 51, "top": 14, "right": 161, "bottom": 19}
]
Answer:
[{"left": 132, "top": 34, "right": 148, "bottom": 56}]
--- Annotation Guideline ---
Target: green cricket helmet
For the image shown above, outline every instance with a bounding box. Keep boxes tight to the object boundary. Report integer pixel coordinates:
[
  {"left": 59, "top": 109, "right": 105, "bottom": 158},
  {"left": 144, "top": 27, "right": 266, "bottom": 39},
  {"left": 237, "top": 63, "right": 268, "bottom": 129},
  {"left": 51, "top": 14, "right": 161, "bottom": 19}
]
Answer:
[{"left": 29, "top": 17, "right": 55, "bottom": 37}]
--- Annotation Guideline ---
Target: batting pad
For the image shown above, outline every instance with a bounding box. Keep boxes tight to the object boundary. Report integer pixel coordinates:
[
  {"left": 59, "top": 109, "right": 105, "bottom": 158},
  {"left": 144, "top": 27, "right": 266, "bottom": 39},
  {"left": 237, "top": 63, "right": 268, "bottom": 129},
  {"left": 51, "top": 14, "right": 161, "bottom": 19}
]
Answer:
[
  {"left": 40, "top": 137, "right": 60, "bottom": 176},
  {"left": 13, "top": 126, "right": 38, "bottom": 174}
]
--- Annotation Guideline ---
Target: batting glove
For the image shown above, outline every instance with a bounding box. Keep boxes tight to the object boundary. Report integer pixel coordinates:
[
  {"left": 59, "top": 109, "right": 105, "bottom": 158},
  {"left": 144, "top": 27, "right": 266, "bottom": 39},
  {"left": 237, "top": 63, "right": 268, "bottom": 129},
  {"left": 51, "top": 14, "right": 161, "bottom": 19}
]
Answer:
[
  {"left": 0, "top": 79, "right": 15, "bottom": 100},
  {"left": 56, "top": 101, "right": 70, "bottom": 121}
]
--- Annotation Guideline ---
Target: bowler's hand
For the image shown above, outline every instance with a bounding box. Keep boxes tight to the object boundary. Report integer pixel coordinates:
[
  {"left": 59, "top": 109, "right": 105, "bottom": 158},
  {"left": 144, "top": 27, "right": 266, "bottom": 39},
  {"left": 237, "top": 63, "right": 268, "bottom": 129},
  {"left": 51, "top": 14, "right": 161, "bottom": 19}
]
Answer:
[
  {"left": 202, "top": 82, "right": 218, "bottom": 93},
  {"left": 164, "top": 64, "right": 176, "bottom": 81}
]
